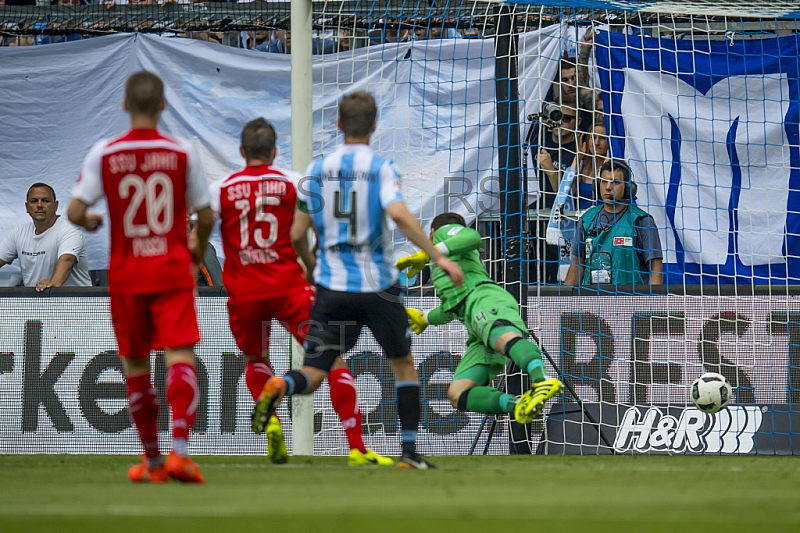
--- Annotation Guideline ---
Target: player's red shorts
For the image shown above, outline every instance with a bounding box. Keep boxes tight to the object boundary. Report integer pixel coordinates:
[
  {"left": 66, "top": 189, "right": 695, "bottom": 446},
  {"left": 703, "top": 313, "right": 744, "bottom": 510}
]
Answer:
[
  {"left": 227, "top": 284, "right": 315, "bottom": 357},
  {"left": 110, "top": 289, "right": 201, "bottom": 359}
]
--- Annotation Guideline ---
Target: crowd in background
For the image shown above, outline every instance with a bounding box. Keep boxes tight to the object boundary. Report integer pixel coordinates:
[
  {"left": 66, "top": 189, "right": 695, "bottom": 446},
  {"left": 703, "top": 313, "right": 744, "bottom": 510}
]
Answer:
[
  {"left": 0, "top": 7, "right": 628, "bottom": 286},
  {"left": 0, "top": 6, "right": 528, "bottom": 49},
  {"left": 10, "top": 4, "right": 775, "bottom": 286}
]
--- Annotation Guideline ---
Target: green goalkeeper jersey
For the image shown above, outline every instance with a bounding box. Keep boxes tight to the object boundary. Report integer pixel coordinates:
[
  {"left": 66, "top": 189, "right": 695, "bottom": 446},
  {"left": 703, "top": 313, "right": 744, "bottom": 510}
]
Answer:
[{"left": 428, "top": 224, "right": 493, "bottom": 323}]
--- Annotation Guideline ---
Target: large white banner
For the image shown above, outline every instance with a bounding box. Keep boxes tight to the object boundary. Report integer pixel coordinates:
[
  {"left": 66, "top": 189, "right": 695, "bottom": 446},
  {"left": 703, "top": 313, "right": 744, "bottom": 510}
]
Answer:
[{"left": 0, "top": 29, "right": 563, "bottom": 269}]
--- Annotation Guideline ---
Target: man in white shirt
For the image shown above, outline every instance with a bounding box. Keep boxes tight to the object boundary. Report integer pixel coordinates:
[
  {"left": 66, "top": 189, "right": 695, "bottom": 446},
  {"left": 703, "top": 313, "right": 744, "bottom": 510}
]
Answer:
[{"left": 0, "top": 183, "right": 91, "bottom": 291}]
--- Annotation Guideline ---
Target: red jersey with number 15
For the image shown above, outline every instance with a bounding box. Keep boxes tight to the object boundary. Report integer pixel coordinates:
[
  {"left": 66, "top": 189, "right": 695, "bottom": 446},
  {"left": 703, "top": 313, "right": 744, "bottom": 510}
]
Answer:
[
  {"left": 72, "top": 129, "right": 211, "bottom": 295},
  {"left": 210, "top": 164, "right": 307, "bottom": 302}
]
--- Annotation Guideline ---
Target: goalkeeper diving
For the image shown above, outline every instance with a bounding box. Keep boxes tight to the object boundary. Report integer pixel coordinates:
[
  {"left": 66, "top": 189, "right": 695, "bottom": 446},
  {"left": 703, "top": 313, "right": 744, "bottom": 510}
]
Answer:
[{"left": 396, "top": 212, "right": 562, "bottom": 424}]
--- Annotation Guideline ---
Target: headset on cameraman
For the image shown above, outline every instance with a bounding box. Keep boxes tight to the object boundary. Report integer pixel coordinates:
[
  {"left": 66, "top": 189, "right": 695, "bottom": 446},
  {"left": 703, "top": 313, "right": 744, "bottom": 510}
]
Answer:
[{"left": 595, "top": 159, "right": 637, "bottom": 201}]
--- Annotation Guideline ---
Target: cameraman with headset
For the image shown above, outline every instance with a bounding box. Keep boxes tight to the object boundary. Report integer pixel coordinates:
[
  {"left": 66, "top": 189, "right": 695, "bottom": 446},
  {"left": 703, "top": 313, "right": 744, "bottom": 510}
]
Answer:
[{"left": 564, "top": 160, "right": 663, "bottom": 286}]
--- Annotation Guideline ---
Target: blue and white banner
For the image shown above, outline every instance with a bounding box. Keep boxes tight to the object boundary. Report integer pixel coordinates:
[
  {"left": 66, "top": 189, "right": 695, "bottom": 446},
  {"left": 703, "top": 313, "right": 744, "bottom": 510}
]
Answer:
[
  {"left": 595, "top": 31, "right": 800, "bottom": 284},
  {"left": 0, "top": 30, "right": 563, "bottom": 269}
]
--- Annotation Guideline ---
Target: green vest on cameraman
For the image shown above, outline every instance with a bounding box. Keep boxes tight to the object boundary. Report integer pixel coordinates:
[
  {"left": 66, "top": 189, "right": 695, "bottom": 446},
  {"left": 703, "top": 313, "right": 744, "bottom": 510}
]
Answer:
[{"left": 580, "top": 204, "right": 651, "bottom": 286}]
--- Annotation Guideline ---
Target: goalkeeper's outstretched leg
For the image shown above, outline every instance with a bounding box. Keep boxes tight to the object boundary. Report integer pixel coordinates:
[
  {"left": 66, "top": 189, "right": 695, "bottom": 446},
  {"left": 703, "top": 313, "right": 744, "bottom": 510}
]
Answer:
[{"left": 444, "top": 298, "right": 563, "bottom": 422}]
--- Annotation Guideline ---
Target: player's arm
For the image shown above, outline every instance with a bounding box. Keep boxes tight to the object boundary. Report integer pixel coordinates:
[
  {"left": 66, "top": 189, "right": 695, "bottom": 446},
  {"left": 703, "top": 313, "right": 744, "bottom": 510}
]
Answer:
[
  {"left": 386, "top": 201, "right": 463, "bottom": 287},
  {"left": 69, "top": 142, "right": 107, "bottom": 232},
  {"left": 434, "top": 225, "right": 481, "bottom": 256},
  {"left": 36, "top": 253, "right": 77, "bottom": 292},
  {"left": 290, "top": 202, "right": 316, "bottom": 284},
  {"left": 67, "top": 199, "right": 103, "bottom": 232},
  {"left": 184, "top": 144, "right": 214, "bottom": 263},
  {"left": 189, "top": 206, "right": 215, "bottom": 264},
  {"left": 405, "top": 305, "right": 456, "bottom": 335}
]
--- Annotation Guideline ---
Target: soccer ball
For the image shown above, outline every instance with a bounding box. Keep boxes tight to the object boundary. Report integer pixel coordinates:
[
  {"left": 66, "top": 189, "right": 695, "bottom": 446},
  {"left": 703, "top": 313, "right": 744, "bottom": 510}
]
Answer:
[{"left": 691, "top": 372, "right": 731, "bottom": 414}]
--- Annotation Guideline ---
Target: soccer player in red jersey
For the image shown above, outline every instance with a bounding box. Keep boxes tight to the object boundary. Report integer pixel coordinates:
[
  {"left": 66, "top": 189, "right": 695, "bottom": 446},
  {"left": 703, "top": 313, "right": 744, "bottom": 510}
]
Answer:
[
  {"left": 67, "top": 72, "right": 214, "bottom": 483},
  {"left": 210, "top": 118, "right": 392, "bottom": 466}
]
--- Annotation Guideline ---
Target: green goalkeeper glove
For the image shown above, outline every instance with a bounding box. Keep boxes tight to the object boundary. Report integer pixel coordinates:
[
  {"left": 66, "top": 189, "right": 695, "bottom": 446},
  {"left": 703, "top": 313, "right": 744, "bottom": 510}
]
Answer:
[
  {"left": 405, "top": 308, "right": 429, "bottom": 335},
  {"left": 396, "top": 250, "right": 430, "bottom": 278}
]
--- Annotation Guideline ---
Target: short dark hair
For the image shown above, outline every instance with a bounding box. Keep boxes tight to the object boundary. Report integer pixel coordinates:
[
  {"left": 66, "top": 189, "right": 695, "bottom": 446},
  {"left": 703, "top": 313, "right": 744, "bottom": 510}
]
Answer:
[
  {"left": 599, "top": 159, "right": 631, "bottom": 182},
  {"left": 240, "top": 118, "right": 277, "bottom": 162},
  {"left": 431, "top": 212, "right": 466, "bottom": 232},
  {"left": 125, "top": 71, "right": 164, "bottom": 117},
  {"left": 339, "top": 91, "right": 377, "bottom": 138},
  {"left": 560, "top": 57, "right": 577, "bottom": 73},
  {"left": 27, "top": 182, "right": 56, "bottom": 203},
  {"left": 598, "top": 159, "right": 636, "bottom": 200}
]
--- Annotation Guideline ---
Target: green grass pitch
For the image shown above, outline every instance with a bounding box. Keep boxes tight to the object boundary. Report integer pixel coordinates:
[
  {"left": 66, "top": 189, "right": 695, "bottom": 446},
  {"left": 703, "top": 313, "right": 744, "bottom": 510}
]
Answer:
[{"left": 1, "top": 454, "right": 799, "bottom": 533}]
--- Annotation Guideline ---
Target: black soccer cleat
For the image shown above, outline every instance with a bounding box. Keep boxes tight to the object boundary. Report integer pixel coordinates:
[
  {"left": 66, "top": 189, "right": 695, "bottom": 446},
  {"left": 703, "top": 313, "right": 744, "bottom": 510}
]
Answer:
[{"left": 397, "top": 453, "right": 436, "bottom": 470}]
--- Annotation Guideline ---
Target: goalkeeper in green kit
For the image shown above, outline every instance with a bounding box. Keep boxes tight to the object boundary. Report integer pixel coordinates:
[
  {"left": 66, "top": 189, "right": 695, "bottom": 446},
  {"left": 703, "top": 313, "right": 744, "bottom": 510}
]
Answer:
[{"left": 397, "top": 212, "right": 562, "bottom": 424}]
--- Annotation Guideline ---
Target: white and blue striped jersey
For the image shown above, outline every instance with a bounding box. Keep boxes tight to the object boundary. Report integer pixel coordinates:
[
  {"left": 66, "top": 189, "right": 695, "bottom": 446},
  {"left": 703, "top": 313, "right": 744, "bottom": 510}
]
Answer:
[{"left": 298, "top": 144, "right": 404, "bottom": 293}]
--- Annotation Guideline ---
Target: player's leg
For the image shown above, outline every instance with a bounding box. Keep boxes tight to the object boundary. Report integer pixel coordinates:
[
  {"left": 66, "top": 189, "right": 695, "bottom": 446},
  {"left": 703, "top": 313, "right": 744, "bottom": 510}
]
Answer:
[
  {"left": 488, "top": 327, "right": 545, "bottom": 382},
  {"left": 325, "top": 357, "right": 393, "bottom": 466},
  {"left": 226, "top": 299, "right": 277, "bottom": 403},
  {"left": 154, "top": 289, "right": 204, "bottom": 483},
  {"left": 227, "top": 298, "right": 287, "bottom": 463},
  {"left": 466, "top": 285, "right": 562, "bottom": 423},
  {"left": 281, "top": 287, "right": 390, "bottom": 465},
  {"left": 388, "top": 354, "right": 434, "bottom": 469},
  {"left": 365, "top": 286, "right": 433, "bottom": 469},
  {"left": 466, "top": 285, "right": 546, "bottom": 382},
  {"left": 447, "top": 341, "right": 515, "bottom": 415},
  {"left": 252, "top": 287, "right": 356, "bottom": 433},
  {"left": 111, "top": 294, "right": 166, "bottom": 483},
  {"left": 487, "top": 328, "right": 562, "bottom": 424}
]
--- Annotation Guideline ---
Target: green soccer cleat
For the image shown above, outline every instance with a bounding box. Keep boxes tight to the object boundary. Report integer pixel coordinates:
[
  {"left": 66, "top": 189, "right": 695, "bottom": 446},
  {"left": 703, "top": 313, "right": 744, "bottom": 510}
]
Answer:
[
  {"left": 251, "top": 377, "right": 286, "bottom": 434},
  {"left": 348, "top": 448, "right": 394, "bottom": 466},
  {"left": 513, "top": 377, "right": 563, "bottom": 424},
  {"left": 266, "top": 415, "right": 289, "bottom": 464}
]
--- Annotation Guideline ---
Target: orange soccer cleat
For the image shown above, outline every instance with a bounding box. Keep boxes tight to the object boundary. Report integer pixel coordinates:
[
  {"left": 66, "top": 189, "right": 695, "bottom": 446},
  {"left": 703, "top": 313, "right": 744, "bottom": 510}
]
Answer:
[
  {"left": 128, "top": 457, "right": 169, "bottom": 483},
  {"left": 165, "top": 451, "right": 205, "bottom": 483},
  {"left": 251, "top": 377, "right": 287, "bottom": 434}
]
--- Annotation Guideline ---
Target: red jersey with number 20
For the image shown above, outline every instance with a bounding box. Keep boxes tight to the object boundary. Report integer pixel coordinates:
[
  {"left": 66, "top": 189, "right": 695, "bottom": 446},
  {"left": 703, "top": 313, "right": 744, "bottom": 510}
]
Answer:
[
  {"left": 210, "top": 164, "right": 307, "bottom": 302},
  {"left": 72, "top": 129, "right": 211, "bottom": 295}
]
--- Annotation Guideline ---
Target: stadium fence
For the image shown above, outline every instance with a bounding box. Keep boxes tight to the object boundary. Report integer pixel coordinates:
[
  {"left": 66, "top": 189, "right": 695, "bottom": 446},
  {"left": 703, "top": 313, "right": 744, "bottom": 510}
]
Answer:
[{"left": 1, "top": 1, "right": 800, "bottom": 455}]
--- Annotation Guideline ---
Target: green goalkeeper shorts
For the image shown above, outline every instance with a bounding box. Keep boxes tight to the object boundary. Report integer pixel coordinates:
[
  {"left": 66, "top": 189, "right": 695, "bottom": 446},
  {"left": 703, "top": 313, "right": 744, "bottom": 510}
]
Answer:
[{"left": 452, "top": 283, "right": 529, "bottom": 386}]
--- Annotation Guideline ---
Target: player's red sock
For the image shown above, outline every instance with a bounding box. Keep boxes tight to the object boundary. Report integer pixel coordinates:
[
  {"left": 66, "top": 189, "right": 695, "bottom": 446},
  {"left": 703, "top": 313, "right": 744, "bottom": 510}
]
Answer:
[
  {"left": 245, "top": 360, "right": 274, "bottom": 401},
  {"left": 167, "top": 363, "right": 198, "bottom": 453},
  {"left": 328, "top": 368, "right": 366, "bottom": 453},
  {"left": 127, "top": 373, "right": 160, "bottom": 461}
]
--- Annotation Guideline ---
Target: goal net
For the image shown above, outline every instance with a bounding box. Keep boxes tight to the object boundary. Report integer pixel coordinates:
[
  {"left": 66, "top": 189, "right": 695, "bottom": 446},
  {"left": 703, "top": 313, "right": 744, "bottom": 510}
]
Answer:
[{"left": 1, "top": 0, "right": 799, "bottom": 456}]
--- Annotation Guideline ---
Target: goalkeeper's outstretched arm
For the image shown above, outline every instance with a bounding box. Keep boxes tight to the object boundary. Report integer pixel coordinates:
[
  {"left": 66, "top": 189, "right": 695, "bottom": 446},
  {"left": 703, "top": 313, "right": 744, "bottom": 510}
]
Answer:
[
  {"left": 386, "top": 201, "right": 463, "bottom": 287},
  {"left": 406, "top": 306, "right": 456, "bottom": 335},
  {"left": 434, "top": 225, "right": 481, "bottom": 257},
  {"left": 426, "top": 306, "right": 456, "bottom": 326}
]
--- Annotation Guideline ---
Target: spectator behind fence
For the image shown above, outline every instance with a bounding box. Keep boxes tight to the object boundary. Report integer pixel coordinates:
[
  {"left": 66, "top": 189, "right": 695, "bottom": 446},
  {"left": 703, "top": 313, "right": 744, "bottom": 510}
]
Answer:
[
  {"left": 0, "top": 183, "right": 91, "bottom": 291},
  {"left": 565, "top": 160, "right": 663, "bottom": 287},
  {"left": 579, "top": 89, "right": 604, "bottom": 130},
  {"left": 538, "top": 104, "right": 578, "bottom": 208},
  {"left": 570, "top": 120, "right": 608, "bottom": 209},
  {"left": 552, "top": 56, "right": 577, "bottom": 108}
]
